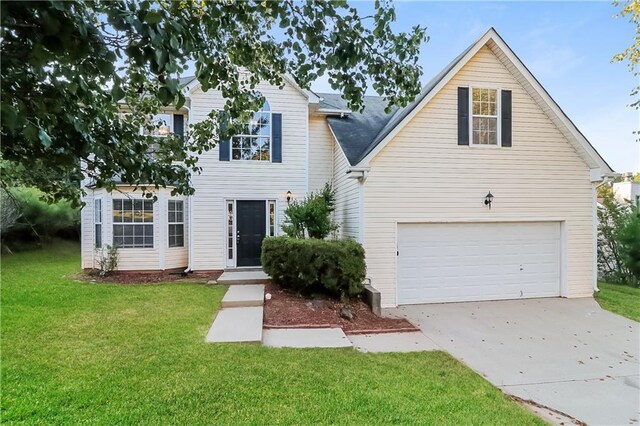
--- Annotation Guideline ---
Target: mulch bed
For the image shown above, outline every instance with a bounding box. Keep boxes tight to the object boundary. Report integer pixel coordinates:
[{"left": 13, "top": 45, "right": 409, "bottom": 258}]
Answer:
[
  {"left": 79, "top": 270, "right": 222, "bottom": 284},
  {"left": 263, "top": 282, "right": 418, "bottom": 334}
]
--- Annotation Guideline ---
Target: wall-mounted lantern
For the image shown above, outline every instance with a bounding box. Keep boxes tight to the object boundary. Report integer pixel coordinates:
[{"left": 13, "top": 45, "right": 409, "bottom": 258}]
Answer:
[
  {"left": 286, "top": 191, "right": 292, "bottom": 203},
  {"left": 484, "top": 191, "right": 494, "bottom": 210}
]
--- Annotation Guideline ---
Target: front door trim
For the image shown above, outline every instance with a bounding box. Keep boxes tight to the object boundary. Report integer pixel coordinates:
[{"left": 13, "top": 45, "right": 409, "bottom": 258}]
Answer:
[{"left": 224, "top": 198, "right": 277, "bottom": 269}]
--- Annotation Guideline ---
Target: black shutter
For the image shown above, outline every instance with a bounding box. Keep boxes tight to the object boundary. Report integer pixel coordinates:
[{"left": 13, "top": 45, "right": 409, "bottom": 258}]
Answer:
[
  {"left": 458, "top": 87, "right": 469, "bottom": 145},
  {"left": 173, "top": 114, "right": 184, "bottom": 139},
  {"left": 501, "top": 90, "right": 512, "bottom": 147},
  {"left": 272, "top": 113, "right": 282, "bottom": 163},
  {"left": 218, "top": 111, "right": 230, "bottom": 161}
]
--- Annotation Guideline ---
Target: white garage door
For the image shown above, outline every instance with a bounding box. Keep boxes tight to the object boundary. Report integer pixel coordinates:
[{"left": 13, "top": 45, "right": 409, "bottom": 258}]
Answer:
[{"left": 397, "top": 222, "right": 561, "bottom": 304}]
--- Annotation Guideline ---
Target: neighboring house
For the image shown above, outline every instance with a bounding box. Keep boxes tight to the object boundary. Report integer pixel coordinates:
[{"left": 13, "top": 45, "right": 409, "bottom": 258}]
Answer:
[
  {"left": 81, "top": 28, "right": 612, "bottom": 308},
  {"left": 613, "top": 173, "right": 640, "bottom": 205}
]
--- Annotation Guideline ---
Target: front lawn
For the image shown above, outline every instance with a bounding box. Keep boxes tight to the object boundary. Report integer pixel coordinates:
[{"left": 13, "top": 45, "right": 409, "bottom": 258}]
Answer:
[
  {"left": 1, "top": 242, "right": 543, "bottom": 425},
  {"left": 596, "top": 282, "right": 640, "bottom": 322}
]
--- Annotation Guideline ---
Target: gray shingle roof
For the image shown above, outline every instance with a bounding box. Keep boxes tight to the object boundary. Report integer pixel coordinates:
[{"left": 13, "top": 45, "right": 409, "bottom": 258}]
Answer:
[
  {"left": 320, "top": 94, "right": 399, "bottom": 165},
  {"left": 323, "top": 41, "right": 475, "bottom": 166},
  {"left": 179, "top": 75, "right": 196, "bottom": 86}
]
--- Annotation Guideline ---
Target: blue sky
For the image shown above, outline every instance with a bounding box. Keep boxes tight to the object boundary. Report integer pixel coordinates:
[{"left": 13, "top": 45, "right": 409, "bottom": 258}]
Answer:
[{"left": 310, "top": 1, "right": 639, "bottom": 173}]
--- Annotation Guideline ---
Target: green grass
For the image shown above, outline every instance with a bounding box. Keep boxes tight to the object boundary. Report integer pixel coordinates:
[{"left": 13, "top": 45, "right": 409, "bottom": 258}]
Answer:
[
  {"left": 1, "top": 241, "right": 544, "bottom": 425},
  {"left": 596, "top": 282, "right": 640, "bottom": 322}
]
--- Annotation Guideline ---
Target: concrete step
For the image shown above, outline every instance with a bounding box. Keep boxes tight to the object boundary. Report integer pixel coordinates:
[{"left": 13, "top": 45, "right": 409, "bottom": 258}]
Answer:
[
  {"left": 218, "top": 269, "right": 271, "bottom": 285},
  {"left": 221, "top": 284, "right": 265, "bottom": 308},
  {"left": 262, "top": 328, "right": 353, "bottom": 348},
  {"left": 205, "top": 306, "right": 263, "bottom": 343},
  {"left": 348, "top": 332, "right": 438, "bottom": 353}
]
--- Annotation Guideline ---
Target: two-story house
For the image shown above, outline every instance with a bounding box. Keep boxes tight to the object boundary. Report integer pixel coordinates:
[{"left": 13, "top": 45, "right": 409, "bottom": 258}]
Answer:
[{"left": 81, "top": 28, "right": 612, "bottom": 308}]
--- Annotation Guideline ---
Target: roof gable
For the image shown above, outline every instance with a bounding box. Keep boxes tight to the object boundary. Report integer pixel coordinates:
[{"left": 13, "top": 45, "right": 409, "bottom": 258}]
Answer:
[{"left": 324, "top": 27, "right": 611, "bottom": 174}]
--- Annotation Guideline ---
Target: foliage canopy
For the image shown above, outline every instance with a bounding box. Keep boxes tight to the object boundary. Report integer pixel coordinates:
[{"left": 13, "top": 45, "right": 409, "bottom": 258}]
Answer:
[{"left": 1, "top": 0, "right": 428, "bottom": 205}]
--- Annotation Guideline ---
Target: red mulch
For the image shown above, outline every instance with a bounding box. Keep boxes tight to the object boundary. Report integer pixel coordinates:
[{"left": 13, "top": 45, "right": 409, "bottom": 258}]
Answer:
[
  {"left": 263, "top": 282, "right": 418, "bottom": 334},
  {"left": 80, "top": 270, "right": 222, "bottom": 284}
]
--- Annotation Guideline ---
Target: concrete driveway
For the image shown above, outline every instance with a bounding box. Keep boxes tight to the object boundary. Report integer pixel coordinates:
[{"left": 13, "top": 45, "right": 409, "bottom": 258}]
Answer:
[{"left": 388, "top": 298, "right": 639, "bottom": 425}]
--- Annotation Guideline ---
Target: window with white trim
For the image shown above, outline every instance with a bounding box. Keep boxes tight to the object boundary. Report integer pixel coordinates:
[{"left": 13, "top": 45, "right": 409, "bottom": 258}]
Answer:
[
  {"left": 168, "top": 200, "right": 184, "bottom": 248},
  {"left": 112, "top": 199, "right": 154, "bottom": 248},
  {"left": 227, "top": 201, "right": 234, "bottom": 261},
  {"left": 471, "top": 88, "right": 499, "bottom": 145},
  {"left": 268, "top": 200, "right": 276, "bottom": 237},
  {"left": 231, "top": 101, "right": 271, "bottom": 161},
  {"left": 94, "top": 199, "right": 102, "bottom": 248}
]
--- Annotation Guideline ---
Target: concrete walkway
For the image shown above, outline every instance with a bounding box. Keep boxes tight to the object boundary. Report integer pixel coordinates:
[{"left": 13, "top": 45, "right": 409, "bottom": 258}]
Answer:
[
  {"left": 206, "top": 284, "right": 265, "bottom": 343},
  {"left": 218, "top": 269, "right": 270, "bottom": 285},
  {"left": 348, "top": 332, "right": 438, "bottom": 353},
  {"left": 206, "top": 306, "right": 263, "bottom": 343},
  {"left": 388, "top": 298, "right": 640, "bottom": 425},
  {"left": 207, "top": 283, "right": 434, "bottom": 351},
  {"left": 221, "top": 284, "right": 265, "bottom": 308},
  {"left": 263, "top": 328, "right": 352, "bottom": 348}
]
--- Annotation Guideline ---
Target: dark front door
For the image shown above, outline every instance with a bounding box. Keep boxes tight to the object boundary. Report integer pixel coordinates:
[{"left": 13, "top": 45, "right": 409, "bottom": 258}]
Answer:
[{"left": 236, "top": 200, "right": 266, "bottom": 267}]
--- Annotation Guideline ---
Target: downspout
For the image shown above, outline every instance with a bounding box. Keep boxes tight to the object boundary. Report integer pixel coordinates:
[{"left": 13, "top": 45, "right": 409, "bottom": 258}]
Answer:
[
  {"left": 184, "top": 192, "right": 193, "bottom": 274},
  {"left": 90, "top": 187, "right": 95, "bottom": 269},
  {"left": 183, "top": 104, "right": 194, "bottom": 273}
]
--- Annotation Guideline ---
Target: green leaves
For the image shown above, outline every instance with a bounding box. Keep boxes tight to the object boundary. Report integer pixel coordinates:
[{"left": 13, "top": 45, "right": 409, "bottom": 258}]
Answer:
[
  {"left": 2, "top": 0, "right": 427, "bottom": 204},
  {"left": 144, "top": 10, "right": 163, "bottom": 25}
]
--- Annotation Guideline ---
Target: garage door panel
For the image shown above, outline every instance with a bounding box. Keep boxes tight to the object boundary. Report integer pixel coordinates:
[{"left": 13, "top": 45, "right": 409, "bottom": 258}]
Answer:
[{"left": 397, "top": 222, "right": 561, "bottom": 304}]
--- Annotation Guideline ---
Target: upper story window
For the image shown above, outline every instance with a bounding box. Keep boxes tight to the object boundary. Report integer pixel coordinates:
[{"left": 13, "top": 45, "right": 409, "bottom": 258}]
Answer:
[
  {"left": 149, "top": 114, "right": 173, "bottom": 137},
  {"left": 471, "top": 88, "right": 498, "bottom": 146},
  {"left": 231, "top": 101, "right": 271, "bottom": 161},
  {"left": 112, "top": 199, "right": 154, "bottom": 248}
]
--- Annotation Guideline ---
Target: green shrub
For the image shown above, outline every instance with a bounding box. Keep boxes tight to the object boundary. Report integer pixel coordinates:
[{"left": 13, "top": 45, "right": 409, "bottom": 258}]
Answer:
[
  {"left": 2, "top": 187, "right": 80, "bottom": 246},
  {"left": 262, "top": 236, "right": 366, "bottom": 299},
  {"left": 282, "top": 183, "right": 339, "bottom": 239},
  {"left": 617, "top": 206, "right": 640, "bottom": 285}
]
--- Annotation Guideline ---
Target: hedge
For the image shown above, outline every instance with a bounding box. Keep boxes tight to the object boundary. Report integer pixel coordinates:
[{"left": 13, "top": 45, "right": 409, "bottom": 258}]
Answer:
[{"left": 261, "top": 236, "right": 366, "bottom": 299}]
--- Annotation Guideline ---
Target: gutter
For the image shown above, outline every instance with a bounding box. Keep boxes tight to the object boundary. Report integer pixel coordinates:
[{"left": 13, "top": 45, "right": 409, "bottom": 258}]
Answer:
[
  {"left": 183, "top": 104, "right": 194, "bottom": 274},
  {"left": 346, "top": 166, "right": 371, "bottom": 181}
]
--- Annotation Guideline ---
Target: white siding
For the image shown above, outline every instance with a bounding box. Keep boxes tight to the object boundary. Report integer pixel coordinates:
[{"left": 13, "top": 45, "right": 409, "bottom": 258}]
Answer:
[
  {"left": 308, "top": 117, "right": 334, "bottom": 192},
  {"left": 80, "top": 187, "right": 188, "bottom": 271},
  {"left": 332, "top": 143, "right": 360, "bottom": 240},
  {"left": 80, "top": 187, "right": 95, "bottom": 269},
  {"left": 363, "top": 45, "right": 595, "bottom": 307},
  {"left": 189, "top": 80, "right": 309, "bottom": 270},
  {"left": 165, "top": 195, "right": 189, "bottom": 270}
]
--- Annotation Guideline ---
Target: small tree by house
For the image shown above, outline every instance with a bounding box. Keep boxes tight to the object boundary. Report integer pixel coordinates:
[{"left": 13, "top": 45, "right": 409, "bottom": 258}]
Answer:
[
  {"left": 281, "top": 183, "right": 339, "bottom": 239},
  {"left": 597, "top": 183, "right": 639, "bottom": 285}
]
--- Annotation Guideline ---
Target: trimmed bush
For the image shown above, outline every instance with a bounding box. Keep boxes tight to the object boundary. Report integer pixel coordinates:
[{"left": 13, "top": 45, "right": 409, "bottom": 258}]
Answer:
[{"left": 262, "top": 236, "right": 366, "bottom": 299}]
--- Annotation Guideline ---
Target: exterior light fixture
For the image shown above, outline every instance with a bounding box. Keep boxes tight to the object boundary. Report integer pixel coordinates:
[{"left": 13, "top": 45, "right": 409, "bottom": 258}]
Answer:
[
  {"left": 286, "top": 191, "right": 292, "bottom": 203},
  {"left": 484, "top": 191, "right": 494, "bottom": 209}
]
